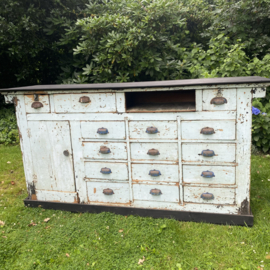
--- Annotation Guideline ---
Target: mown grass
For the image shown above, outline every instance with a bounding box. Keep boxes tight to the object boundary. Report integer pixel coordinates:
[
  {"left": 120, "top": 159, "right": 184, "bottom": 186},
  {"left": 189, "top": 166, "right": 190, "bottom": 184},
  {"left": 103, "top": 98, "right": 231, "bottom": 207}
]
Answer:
[{"left": 1, "top": 145, "right": 270, "bottom": 270}]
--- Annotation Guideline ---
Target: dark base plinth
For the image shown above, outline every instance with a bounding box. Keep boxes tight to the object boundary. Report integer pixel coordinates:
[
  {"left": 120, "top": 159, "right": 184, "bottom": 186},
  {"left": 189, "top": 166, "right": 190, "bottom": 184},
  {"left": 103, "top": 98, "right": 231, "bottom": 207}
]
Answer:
[{"left": 24, "top": 198, "right": 253, "bottom": 227}]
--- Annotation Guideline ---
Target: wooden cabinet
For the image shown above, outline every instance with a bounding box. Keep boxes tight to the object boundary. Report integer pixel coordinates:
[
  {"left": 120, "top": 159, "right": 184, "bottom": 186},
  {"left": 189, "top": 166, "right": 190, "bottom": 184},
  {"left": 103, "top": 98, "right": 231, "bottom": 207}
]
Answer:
[{"left": 2, "top": 76, "right": 270, "bottom": 226}]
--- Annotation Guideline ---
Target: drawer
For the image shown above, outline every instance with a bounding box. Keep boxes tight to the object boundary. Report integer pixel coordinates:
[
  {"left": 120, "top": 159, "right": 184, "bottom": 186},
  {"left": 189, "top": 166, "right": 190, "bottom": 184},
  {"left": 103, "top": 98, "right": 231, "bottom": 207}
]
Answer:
[
  {"left": 133, "top": 183, "right": 179, "bottom": 202},
  {"left": 81, "top": 121, "right": 126, "bottom": 139},
  {"left": 87, "top": 182, "right": 130, "bottom": 204},
  {"left": 129, "top": 121, "right": 177, "bottom": 139},
  {"left": 132, "top": 164, "right": 178, "bottom": 183},
  {"left": 202, "top": 89, "right": 236, "bottom": 111},
  {"left": 24, "top": 95, "right": 50, "bottom": 113},
  {"left": 54, "top": 93, "right": 116, "bottom": 113},
  {"left": 130, "top": 143, "right": 178, "bottom": 161},
  {"left": 184, "top": 186, "right": 235, "bottom": 204},
  {"left": 182, "top": 143, "right": 235, "bottom": 163},
  {"left": 83, "top": 142, "right": 127, "bottom": 160},
  {"left": 182, "top": 120, "right": 235, "bottom": 140},
  {"left": 183, "top": 165, "right": 235, "bottom": 185},
  {"left": 84, "top": 162, "right": 128, "bottom": 181}
]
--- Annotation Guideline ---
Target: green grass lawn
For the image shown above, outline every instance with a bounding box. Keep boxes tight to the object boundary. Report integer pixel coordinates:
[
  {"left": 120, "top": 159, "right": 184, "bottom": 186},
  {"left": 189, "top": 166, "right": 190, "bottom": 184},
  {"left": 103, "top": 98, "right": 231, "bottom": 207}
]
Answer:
[{"left": 1, "top": 145, "right": 270, "bottom": 270}]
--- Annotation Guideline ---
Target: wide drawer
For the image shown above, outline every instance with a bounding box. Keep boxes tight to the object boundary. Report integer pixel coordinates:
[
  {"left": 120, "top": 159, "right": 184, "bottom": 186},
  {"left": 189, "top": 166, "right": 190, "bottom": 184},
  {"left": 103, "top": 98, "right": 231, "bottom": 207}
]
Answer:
[
  {"left": 83, "top": 142, "right": 127, "bottom": 160},
  {"left": 81, "top": 121, "right": 126, "bottom": 139},
  {"left": 132, "top": 164, "right": 178, "bottom": 183},
  {"left": 54, "top": 93, "right": 116, "bottom": 113},
  {"left": 183, "top": 165, "right": 235, "bottom": 185},
  {"left": 130, "top": 143, "right": 178, "bottom": 161},
  {"left": 129, "top": 121, "right": 177, "bottom": 139},
  {"left": 182, "top": 143, "right": 236, "bottom": 163},
  {"left": 87, "top": 182, "right": 130, "bottom": 204},
  {"left": 181, "top": 120, "right": 235, "bottom": 140},
  {"left": 25, "top": 95, "right": 50, "bottom": 113},
  {"left": 84, "top": 162, "right": 128, "bottom": 181},
  {"left": 133, "top": 183, "right": 179, "bottom": 202},
  {"left": 184, "top": 186, "right": 235, "bottom": 204}
]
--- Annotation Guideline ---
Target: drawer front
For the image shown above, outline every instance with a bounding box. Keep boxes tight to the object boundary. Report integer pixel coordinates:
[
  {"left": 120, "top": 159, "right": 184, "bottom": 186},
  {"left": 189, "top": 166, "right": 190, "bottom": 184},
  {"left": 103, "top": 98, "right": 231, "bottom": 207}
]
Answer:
[
  {"left": 25, "top": 95, "right": 50, "bottom": 113},
  {"left": 131, "top": 143, "right": 178, "bottom": 161},
  {"left": 54, "top": 93, "right": 116, "bottom": 113},
  {"left": 182, "top": 120, "right": 235, "bottom": 140},
  {"left": 81, "top": 121, "right": 126, "bottom": 139},
  {"left": 83, "top": 142, "right": 127, "bottom": 160},
  {"left": 132, "top": 164, "right": 178, "bottom": 183},
  {"left": 87, "top": 182, "right": 130, "bottom": 203},
  {"left": 129, "top": 121, "right": 177, "bottom": 139},
  {"left": 202, "top": 89, "right": 236, "bottom": 111},
  {"left": 133, "top": 183, "right": 179, "bottom": 202},
  {"left": 184, "top": 186, "right": 235, "bottom": 204},
  {"left": 182, "top": 143, "right": 236, "bottom": 163},
  {"left": 183, "top": 165, "right": 235, "bottom": 185},
  {"left": 85, "top": 162, "right": 128, "bottom": 181}
]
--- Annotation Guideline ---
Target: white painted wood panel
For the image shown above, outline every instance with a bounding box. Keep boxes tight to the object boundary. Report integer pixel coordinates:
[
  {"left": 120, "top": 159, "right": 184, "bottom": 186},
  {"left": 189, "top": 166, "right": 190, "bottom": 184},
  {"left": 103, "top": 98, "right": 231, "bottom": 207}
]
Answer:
[
  {"left": 253, "top": 87, "right": 266, "bottom": 98},
  {"left": 83, "top": 142, "right": 127, "bottom": 160},
  {"left": 182, "top": 120, "right": 236, "bottom": 140},
  {"left": 133, "top": 183, "right": 179, "bottom": 202},
  {"left": 25, "top": 95, "right": 50, "bottom": 113},
  {"left": 84, "top": 162, "right": 128, "bottom": 180},
  {"left": 132, "top": 164, "right": 178, "bottom": 182},
  {"left": 87, "top": 182, "right": 130, "bottom": 203},
  {"left": 182, "top": 143, "right": 236, "bottom": 163},
  {"left": 54, "top": 93, "right": 116, "bottom": 113},
  {"left": 131, "top": 142, "right": 178, "bottom": 161},
  {"left": 116, "top": 92, "right": 126, "bottom": 112},
  {"left": 195, "top": 90, "right": 203, "bottom": 111},
  {"left": 203, "top": 89, "right": 237, "bottom": 111},
  {"left": 81, "top": 121, "right": 126, "bottom": 139},
  {"left": 28, "top": 121, "right": 76, "bottom": 192},
  {"left": 129, "top": 121, "right": 177, "bottom": 139},
  {"left": 35, "top": 190, "right": 78, "bottom": 203},
  {"left": 184, "top": 186, "right": 235, "bottom": 204},
  {"left": 183, "top": 165, "right": 235, "bottom": 185}
]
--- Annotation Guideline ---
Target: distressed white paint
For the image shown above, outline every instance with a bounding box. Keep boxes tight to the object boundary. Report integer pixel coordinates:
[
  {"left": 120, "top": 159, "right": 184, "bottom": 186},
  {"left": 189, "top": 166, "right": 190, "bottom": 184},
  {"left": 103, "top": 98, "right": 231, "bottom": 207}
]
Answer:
[
  {"left": 203, "top": 89, "right": 237, "bottom": 111},
  {"left": 181, "top": 120, "right": 236, "bottom": 140},
  {"left": 87, "top": 182, "right": 130, "bottom": 203},
  {"left": 253, "top": 87, "right": 266, "bottom": 98},
  {"left": 24, "top": 94, "right": 51, "bottom": 113},
  {"left": 184, "top": 186, "right": 235, "bottom": 204},
  {"left": 130, "top": 142, "right": 178, "bottom": 161},
  {"left": 116, "top": 92, "right": 126, "bottom": 112},
  {"left": 129, "top": 121, "right": 177, "bottom": 139},
  {"left": 4, "top": 94, "right": 14, "bottom": 104},
  {"left": 183, "top": 165, "right": 235, "bottom": 185},
  {"left": 182, "top": 143, "right": 236, "bottom": 164},
  {"left": 195, "top": 90, "right": 203, "bottom": 111},
  {"left": 81, "top": 121, "right": 126, "bottom": 139},
  {"left": 83, "top": 142, "right": 127, "bottom": 160},
  {"left": 54, "top": 93, "right": 116, "bottom": 113},
  {"left": 35, "top": 190, "right": 78, "bottom": 203},
  {"left": 133, "top": 183, "right": 179, "bottom": 202},
  {"left": 84, "top": 162, "right": 128, "bottom": 181},
  {"left": 132, "top": 164, "right": 178, "bottom": 182}
]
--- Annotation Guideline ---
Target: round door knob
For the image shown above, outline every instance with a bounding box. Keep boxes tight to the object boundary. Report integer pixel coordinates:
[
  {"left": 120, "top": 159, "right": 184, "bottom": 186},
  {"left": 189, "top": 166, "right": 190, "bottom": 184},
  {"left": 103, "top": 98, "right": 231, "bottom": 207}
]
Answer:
[{"left": 63, "top": 150, "right": 69, "bottom": 156}]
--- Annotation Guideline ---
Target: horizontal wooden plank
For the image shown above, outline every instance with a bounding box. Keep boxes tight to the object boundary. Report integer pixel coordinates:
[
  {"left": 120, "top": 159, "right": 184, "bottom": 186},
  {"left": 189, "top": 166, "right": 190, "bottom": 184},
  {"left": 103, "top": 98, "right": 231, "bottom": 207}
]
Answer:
[{"left": 35, "top": 190, "right": 78, "bottom": 203}]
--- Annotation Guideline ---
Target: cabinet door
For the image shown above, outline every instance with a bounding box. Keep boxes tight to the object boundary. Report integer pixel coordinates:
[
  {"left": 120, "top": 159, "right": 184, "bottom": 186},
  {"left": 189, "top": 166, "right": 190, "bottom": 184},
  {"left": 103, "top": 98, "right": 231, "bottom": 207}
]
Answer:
[{"left": 28, "top": 121, "right": 76, "bottom": 194}]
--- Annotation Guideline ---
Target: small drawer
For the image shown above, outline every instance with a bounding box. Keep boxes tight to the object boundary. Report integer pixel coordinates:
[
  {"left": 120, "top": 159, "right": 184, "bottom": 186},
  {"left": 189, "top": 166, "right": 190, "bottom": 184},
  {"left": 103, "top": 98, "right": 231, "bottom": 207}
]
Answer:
[
  {"left": 183, "top": 165, "right": 235, "bottom": 185},
  {"left": 24, "top": 95, "right": 50, "bottom": 113},
  {"left": 184, "top": 186, "right": 235, "bottom": 204},
  {"left": 182, "top": 120, "right": 235, "bottom": 140},
  {"left": 182, "top": 143, "right": 235, "bottom": 163},
  {"left": 83, "top": 142, "right": 127, "bottom": 160},
  {"left": 129, "top": 121, "right": 177, "bottom": 139},
  {"left": 87, "top": 182, "right": 130, "bottom": 204},
  {"left": 81, "top": 121, "right": 126, "bottom": 139},
  {"left": 202, "top": 89, "right": 236, "bottom": 111},
  {"left": 133, "top": 183, "right": 179, "bottom": 202},
  {"left": 132, "top": 164, "right": 178, "bottom": 183},
  {"left": 130, "top": 143, "right": 178, "bottom": 161},
  {"left": 54, "top": 93, "right": 116, "bottom": 113},
  {"left": 84, "top": 162, "right": 128, "bottom": 181}
]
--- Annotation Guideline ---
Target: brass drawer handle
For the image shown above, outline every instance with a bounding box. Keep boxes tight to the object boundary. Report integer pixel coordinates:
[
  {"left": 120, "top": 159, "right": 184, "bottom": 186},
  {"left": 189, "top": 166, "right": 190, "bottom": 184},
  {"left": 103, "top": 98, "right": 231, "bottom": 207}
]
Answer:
[
  {"left": 103, "top": 188, "right": 114, "bottom": 195},
  {"left": 201, "top": 170, "right": 215, "bottom": 178},
  {"left": 210, "top": 97, "right": 227, "bottom": 105},
  {"left": 147, "top": 148, "right": 160, "bottom": 156},
  {"left": 199, "top": 149, "right": 216, "bottom": 157},
  {"left": 31, "top": 101, "right": 43, "bottom": 109},
  {"left": 150, "top": 189, "right": 162, "bottom": 196},
  {"left": 99, "top": 146, "right": 111, "bottom": 154},
  {"left": 200, "top": 127, "right": 215, "bottom": 135},
  {"left": 146, "top": 126, "right": 159, "bottom": 134},
  {"left": 149, "top": 169, "right": 161, "bottom": 177},
  {"left": 97, "top": 127, "right": 109, "bottom": 134},
  {"left": 201, "top": 192, "right": 214, "bottom": 200},
  {"left": 79, "top": 96, "right": 91, "bottom": 103},
  {"left": 100, "top": 167, "right": 112, "bottom": 174}
]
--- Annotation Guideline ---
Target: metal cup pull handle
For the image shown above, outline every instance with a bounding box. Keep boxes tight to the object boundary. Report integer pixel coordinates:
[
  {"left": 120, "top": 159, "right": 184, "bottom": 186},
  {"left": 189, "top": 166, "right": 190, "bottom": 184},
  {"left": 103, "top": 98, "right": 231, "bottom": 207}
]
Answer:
[
  {"left": 201, "top": 192, "right": 214, "bottom": 200},
  {"left": 146, "top": 126, "right": 159, "bottom": 134},
  {"left": 147, "top": 149, "right": 160, "bottom": 156},
  {"left": 103, "top": 188, "right": 114, "bottom": 195},
  {"left": 150, "top": 189, "right": 162, "bottom": 196},
  {"left": 210, "top": 97, "right": 227, "bottom": 105},
  {"left": 149, "top": 170, "right": 161, "bottom": 177},
  {"left": 201, "top": 170, "right": 215, "bottom": 178},
  {"left": 199, "top": 149, "right": 216, "bottom": 157},
  {"left": 99, "top": 146, "right": 111, "bottom": 154},
  {"left": 79, "top": 96, "right": 91, "bottom": 103},
  {"left": 63, "top": 150, "right": 69, "bottom": 156},
  {"left": 100, "top": 167, "right": 112, "bottom": 174},
  {"left": 97, "top": 127, "right": 109, "bottom": 134},
  {"left": 200, "top": 127, "right": 215, "bottom": 135},
  {"left": 31, "top": 101, "right": 43, "bottom": 109}
]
